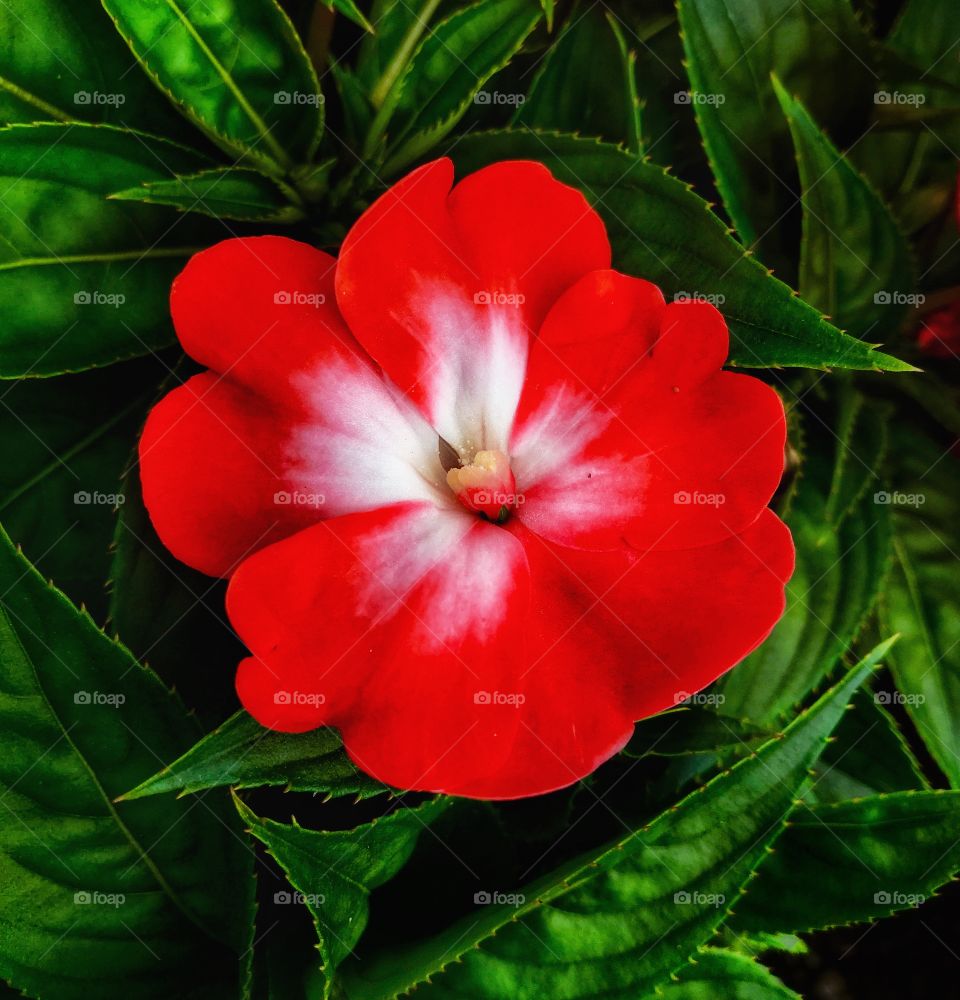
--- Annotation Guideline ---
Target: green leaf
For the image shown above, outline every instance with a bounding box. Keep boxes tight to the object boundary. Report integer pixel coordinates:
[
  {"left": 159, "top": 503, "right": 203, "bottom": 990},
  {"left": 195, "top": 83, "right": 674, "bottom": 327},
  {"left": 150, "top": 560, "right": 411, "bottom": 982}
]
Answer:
[
  {"left": 538, "top": 0, "right": 554, "bottom": 32},
  {"left": 772, "top": 77, "right": 916, "bottom": 337},
  {"left": 816, "top": 688, "right": 929, "bottom": 802},
  {"left": 355, "top": 0, "right": 443, "bottom": 96},
  {"left": 644, "top": 948, "right": 800, "bottom": 999},
  {"left": 718, "top": 395, "right": 892, "bottom": 723},
  {"left": 0, "top": 361, "right": 157, "bottom": 618},
  {"left": 236, "top": 795, "right": 448, "bottom": 999},
  {"left": 623, "top": 705, "right": 770, "bottom": 757},
  {"left": 100, "top": 0, "right": 323, "bottom": 171},
  {"left": 0, "top": 521, "right": 253, "bottom": 998},
  {"left": 341, "top": 648, "right": 882, "bottom": 1000},
  {"left": 880, "top": 426, "right": 960, "bottom": 788},
  {"left": 110, "top": 166, "right": 305, "bottom": 221},
  {"left": 378, "top": 0, "right": 541, "bottom": 173},
  {"left": 0, "top": 0, "right": 185, "bottom": 132},
  {"left": 451, "top": 131, "right": 913, "bottom": 371},
  {"left": 324, "top": 0, "right": 374, "bottom": 33},
  {"left": 514, "top": 10, "right": 641, "bottom": 151},
  {"left": 731, "top": 790, "right": 960, "bottom": 933},
  {"left": 121, "top": 709, "right": 386, "bottom": 801},
  {"left": 0, "top": 123, "right": 216, "bottom": 378},
  {"left": 677, "top": 0, "right": 877, "bottom": 266}
]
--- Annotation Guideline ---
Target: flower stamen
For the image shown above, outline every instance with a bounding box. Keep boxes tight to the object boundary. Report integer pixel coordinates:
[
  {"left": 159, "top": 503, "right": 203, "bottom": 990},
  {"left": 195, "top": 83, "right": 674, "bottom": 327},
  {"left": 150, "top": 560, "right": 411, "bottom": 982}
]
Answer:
[{"left": 446, "top": 449, "right": 518, "bottom": 522}]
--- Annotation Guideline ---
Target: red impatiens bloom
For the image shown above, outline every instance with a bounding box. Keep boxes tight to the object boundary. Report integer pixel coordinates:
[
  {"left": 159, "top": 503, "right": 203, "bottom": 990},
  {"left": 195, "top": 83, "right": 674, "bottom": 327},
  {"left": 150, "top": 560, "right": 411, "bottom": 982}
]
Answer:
[
  {"left": 918, "top": 300, "right": 960, "bottom": 359},
  {"left": 140, "top": 159, "right": 793, "bottom": 799}
]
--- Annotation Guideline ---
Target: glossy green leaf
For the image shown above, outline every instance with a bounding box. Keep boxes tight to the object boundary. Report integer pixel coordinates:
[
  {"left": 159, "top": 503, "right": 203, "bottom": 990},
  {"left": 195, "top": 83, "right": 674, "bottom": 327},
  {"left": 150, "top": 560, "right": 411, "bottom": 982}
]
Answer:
[
  {"left": 0, "top": 521, "right": 253, "bottom": 998},
  {"left": 773, "top": 77, "right": 915, "bottom": 337},
  {"left": 881, "top": 426, "right": 960, "bottom": 788},
  {"left": 0, "top": 0, "right": 184, "bottom": 132},
  {"left": 515, "top": 9, "right": 641, "bottom": 151},
  {"left": 100, "top": 0, "right": 323, "bottom": 171},
  {"left": 341, "top": 649, "right": 882, "bottom": 999},
  {"left": 355, "top": 0, "right": 443, "bottom": 96},
  {"left": 324, "top": 0, "right": 374, "bottom": 33},
  {"left": 110, "top": 166, "right": 304, "bottom": 221},
  {"left": 719, "top": 396, "right": 892, "bottom": 723},
  {"left": 732, "top": 791, "right": 960, "bottom": 933},
  {"left": 538, "top": 0, "right": 554, "bottom": 32},
  {"left": 623, "top": 706, "right": 770, "bottom": 757},
  {"left": 815, "top": 688, "right": 929, "bottom": 802},
  {"left": 677, "top": 0, "right": 876, "bottom": 266},
  {"left": 453, "top": 130, "right": 913, "bottom": 371},
  {"left": 237, "top": 796, "right": 448, "bottom": 998},
  {"left": 643, "top": 949, "right": 800, "bottom": 999},
  {"left": 379, "top": 0, "right": 541, "bottom": 173},
  {"left": 122, "top": 709, "right": 386, "bottom": 801},
  {"left": 0, "top": 361, "right": 157, "bottom": 618},
  {"left": 0, "top": 123, "right": 215, "bottom": 378}
]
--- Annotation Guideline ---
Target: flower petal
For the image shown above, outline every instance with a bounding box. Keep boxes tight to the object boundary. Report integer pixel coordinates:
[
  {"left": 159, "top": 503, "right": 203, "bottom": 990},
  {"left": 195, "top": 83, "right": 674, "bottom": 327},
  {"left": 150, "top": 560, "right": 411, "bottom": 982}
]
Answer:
[
  {"left": 335, "top": 158, "right": 610, "bottom": 455},
  {"left": 228, "top": 502, "right": 532, "bottom": 793},
  {"left": 141, "top": 236, "right": 450, "bottom": 576},
  {"left": 456, "top": 508, "right": 794, "bottom": 798},
  {"left": 226, "top": 500, "right": 791, "bottom": 799},
  {"left": 170, "top": 236, "right": 362, "bottom": 411},
  {"left": 513, "top": 283, "right": 786, "bottom": 551}
]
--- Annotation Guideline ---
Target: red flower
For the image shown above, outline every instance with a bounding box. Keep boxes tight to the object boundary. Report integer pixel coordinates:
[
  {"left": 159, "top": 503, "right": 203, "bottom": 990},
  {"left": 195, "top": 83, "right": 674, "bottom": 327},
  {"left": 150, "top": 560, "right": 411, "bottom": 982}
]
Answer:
[
  {"left": 918, "top": 300, "right": 960, "bottom": 359},
  {"left": 140, "top": 159, "right": 793, "bottom": 799}
]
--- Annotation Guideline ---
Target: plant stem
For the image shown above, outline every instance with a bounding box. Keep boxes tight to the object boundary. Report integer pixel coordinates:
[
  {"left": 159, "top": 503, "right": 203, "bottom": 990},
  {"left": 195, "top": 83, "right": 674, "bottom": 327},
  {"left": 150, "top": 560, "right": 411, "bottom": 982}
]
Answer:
[{"left": 369, "top": 0, "right": 443, "bottom": 109}]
